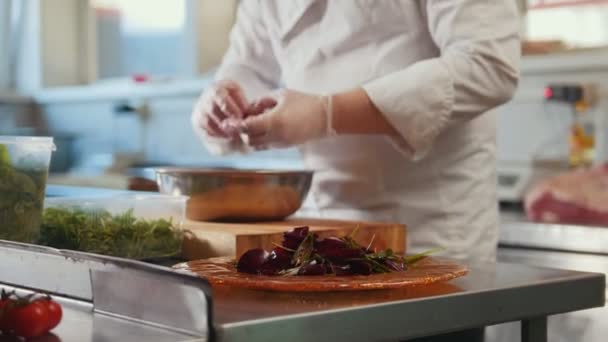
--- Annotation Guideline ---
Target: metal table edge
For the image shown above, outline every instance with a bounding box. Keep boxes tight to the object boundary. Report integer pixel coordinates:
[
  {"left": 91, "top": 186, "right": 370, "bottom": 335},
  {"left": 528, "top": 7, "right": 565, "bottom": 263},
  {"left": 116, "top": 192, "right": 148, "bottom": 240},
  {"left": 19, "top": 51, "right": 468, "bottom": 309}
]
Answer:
[{"left": 214, "top": 272, "right": 605, "bottom": 342}]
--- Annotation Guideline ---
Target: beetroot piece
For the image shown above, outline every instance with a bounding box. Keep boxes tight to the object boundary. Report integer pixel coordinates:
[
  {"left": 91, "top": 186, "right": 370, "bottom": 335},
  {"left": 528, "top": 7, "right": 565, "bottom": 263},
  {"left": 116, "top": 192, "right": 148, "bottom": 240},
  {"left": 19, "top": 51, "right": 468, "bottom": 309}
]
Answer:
[
  {"left": 330, "top": 263, "right": 352, "bottom": 276},
  {"left": 282, "top": 226, "right": 310, "bottom": 250},
  {"left": 315, "top": 237, "right": 348, "bottom": 252},
  {"left": 316, "top": 236, "right": 364, "bottom": 261},
  {"left": 261, "top": 248, "right": 293, "bottom": 274},
  {"left": 349, "top": 261, "right": 372, "bottom": 275},
  {"left": 297, "top": 262, "right": 326, "bottom": 276},
  {"left": 235, "top": 227, "right": 426, "bottom": 277},
  {"left": 236, "top": 248, "right": 269, "bottom": 274}
]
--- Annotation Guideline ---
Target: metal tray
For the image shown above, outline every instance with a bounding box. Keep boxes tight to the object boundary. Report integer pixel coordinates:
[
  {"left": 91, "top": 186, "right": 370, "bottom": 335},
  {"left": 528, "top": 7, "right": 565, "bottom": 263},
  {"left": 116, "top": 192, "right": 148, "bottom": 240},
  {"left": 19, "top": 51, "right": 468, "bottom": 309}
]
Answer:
[{"left": 0, "top": 240, "right": 213, "bottom": 341}]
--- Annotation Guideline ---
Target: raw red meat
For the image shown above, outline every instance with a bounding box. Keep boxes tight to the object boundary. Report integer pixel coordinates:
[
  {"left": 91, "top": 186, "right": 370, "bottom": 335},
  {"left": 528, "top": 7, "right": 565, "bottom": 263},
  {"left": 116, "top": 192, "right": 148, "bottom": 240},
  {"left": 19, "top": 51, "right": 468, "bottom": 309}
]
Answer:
[{"left": 524, "top": 164, "right": 608, "bottom": 226}]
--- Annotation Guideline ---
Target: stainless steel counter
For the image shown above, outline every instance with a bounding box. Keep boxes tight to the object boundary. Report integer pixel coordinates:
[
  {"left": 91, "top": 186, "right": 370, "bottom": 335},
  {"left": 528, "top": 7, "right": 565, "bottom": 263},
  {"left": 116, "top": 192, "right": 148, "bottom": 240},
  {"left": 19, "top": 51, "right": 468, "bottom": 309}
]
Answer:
[
  {"left": 500, "top": 217, "right": 608, "bottom": 255},
  {"left": 495, "top": 206, "right": 608, "bottom": 342},
  {"left": 212, "top": 262, "right": 604, "bottom": 342},
  {"left": 2, "top": 238, "right": 605, "bottom": 342},
  {"left": 0, "top": 241, "right": 213, "bottom": 342}
]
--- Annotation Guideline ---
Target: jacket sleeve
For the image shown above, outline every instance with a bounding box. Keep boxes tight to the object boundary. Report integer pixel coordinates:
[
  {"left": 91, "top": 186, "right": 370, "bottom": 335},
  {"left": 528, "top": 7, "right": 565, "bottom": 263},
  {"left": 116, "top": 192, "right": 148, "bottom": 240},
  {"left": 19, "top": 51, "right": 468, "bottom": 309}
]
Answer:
[
  {"left": 215, "top": 0, "right": 281, "bottom": 100},
  {"left": 201, "top": 0, "right": 282, "bottom": 155},
  {"left": 362, "top": 0, "right": 520, "bottom": 160}
]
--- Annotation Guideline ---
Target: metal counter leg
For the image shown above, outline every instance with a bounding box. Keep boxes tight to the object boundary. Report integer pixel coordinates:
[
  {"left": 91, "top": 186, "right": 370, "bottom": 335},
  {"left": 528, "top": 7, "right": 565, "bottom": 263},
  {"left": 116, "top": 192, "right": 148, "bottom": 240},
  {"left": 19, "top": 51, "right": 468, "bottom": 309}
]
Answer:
[{"left": 522, "top": 316, "right": 547, "bottom": 342}]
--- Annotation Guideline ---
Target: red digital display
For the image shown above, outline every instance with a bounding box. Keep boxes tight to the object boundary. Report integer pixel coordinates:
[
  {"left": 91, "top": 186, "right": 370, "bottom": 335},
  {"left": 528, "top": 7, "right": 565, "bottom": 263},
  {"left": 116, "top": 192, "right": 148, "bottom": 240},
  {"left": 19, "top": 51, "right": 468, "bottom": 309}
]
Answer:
[{"left": 530, "top": 0, "right": 608, "bottom": 10}]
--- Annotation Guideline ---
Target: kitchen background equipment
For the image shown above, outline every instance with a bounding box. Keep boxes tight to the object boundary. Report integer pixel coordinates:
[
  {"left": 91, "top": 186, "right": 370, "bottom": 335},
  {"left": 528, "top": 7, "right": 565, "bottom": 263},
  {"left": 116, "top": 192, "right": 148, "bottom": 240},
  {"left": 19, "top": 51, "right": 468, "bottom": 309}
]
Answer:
[
  {"left": 497, "top": 82, "right": 607, "bottom": 204},
  {"left": 180, "top": 218, "right": 406, "bottom": 260},
  {"left": 155, "top": 167, "right": 313, "bottom": 222},
  {"left": 47, "top": 132, "right": 76, "bottom": 173}
]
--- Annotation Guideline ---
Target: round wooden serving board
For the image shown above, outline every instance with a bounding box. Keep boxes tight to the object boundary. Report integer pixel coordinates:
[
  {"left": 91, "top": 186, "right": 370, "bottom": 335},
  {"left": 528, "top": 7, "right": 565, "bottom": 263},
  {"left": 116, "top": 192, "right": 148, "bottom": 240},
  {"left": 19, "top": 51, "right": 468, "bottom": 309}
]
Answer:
[{"left": 173, "top": 256, "right": 468, "bottom": 292}]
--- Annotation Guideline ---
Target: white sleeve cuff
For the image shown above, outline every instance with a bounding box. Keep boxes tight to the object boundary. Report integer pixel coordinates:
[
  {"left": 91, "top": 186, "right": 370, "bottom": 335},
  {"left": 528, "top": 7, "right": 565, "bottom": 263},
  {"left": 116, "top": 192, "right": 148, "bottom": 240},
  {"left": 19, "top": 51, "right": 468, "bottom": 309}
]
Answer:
[{"left": 362, "top": 58, "right": 454, "bottom": 161}]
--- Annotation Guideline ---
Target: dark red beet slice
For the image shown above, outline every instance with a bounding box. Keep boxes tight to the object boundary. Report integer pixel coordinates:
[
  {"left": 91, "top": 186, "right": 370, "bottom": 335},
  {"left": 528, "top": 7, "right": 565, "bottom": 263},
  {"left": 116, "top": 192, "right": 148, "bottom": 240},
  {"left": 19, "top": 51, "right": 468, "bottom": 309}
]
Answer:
[
  {"left": 236, "top": 248, "right": 269, "bottom": 274},
  {"left": 262, "top": 248, "right": 293, "bottom": 273},
  {"left": 349, "top": 261, "right": 372, "bottom": 275},
  {"left": 330, "top": 263, "right": 352, "bottom": 276},
  {"left": 282, "top": 226, "right": 310, "bottom": 250},
  {"left": 315, "top": 237, "right": 347, "bottom": 252},
  {"left": 297, "top": 263, "right": 326, "bottom": 276},
  {"left": 316, "top": 237, "right": 365, "bottom": 262}
]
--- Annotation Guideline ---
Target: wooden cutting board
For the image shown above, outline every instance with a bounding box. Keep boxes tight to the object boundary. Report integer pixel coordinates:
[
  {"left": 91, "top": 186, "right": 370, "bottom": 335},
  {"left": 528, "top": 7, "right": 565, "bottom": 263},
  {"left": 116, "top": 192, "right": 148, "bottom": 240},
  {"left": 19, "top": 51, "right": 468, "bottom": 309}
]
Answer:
[{"left": 180, "top": 218, "right": 406, "bottom": 261}]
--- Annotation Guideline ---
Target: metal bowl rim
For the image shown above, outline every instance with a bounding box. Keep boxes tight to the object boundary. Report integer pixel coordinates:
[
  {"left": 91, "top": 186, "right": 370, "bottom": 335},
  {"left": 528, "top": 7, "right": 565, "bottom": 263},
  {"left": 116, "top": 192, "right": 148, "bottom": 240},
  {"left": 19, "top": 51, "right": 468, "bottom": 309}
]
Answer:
[{"left": 154, "top": 167, "right": 314, "bottom": 177}]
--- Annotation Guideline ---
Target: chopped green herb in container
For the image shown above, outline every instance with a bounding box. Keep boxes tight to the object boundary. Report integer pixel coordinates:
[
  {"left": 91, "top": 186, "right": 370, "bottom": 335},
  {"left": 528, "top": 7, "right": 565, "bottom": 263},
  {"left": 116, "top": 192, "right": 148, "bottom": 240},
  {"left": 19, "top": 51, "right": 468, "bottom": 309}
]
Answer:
[
  {"left": 40, "top": 195, "right": 187, "bottom": 259},
  {"left": 0, "top": 136, "right": 55, "bottom": 243}
]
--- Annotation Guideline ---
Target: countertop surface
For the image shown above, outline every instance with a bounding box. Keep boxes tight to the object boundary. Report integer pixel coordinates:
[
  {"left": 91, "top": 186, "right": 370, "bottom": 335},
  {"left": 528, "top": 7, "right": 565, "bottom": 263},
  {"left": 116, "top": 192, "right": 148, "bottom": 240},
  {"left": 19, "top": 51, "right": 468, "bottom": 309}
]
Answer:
[
  {"left": 1, "top": 254, "right": 604, "bottom": 342},
  {"left": 211, "top": 261, "right": 604, "bottom": 342}
]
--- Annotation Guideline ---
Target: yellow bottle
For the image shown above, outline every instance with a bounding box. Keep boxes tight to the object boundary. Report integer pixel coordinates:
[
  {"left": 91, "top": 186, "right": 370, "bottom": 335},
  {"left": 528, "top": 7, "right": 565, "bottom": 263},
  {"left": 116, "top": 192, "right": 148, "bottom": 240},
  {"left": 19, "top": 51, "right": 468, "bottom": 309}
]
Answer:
[{"left": 568, "top": 101, "right": 595, "bottom": 168}]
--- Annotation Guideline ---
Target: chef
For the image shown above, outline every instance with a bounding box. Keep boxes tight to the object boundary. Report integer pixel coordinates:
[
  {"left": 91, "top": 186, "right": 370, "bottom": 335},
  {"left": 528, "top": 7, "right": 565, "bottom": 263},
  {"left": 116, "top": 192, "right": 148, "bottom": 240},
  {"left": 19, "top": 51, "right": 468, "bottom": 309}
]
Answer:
[{"left": 192, "top": 0, "right": 520, "bottom": 265}]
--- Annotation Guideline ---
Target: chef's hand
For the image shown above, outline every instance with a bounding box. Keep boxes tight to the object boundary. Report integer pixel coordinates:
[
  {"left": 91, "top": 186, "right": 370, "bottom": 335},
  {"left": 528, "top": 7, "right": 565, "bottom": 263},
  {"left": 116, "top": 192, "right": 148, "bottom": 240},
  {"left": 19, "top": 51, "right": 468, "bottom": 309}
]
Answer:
[
  {"left": 223, "top": 89, "right": 336, "bottom": 150},
  {"left": 191, "top": 80, "right": 248, "bottom": 140}
]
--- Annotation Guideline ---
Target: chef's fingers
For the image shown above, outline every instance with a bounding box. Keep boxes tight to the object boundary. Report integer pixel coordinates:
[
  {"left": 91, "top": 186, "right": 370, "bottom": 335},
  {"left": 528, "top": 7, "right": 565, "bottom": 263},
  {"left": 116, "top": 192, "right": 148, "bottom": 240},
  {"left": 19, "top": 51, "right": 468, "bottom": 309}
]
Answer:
[
  {"left": 245, "top": 124, "right": 277, "bottom": 148},
  {"left": 246, "top": 97, "right": 278, "bottom": 117},
  {"left": 204, "top": 117, "right": 229, "bottom": 138},
  {"left": 247, "top": 135, "right": 271, "bottom": 149},
  {"left": 220, "top": 118, "right": 244, "bottom": 137},
  {"left": 240, "top": 114, "right": 271, "bottom": 139},
  {"left": 208, "top": 104, "right": 227, "bottom": 124},
  {"left": 225, "top": 84, "right": 249, "bottom": 113},
  {"left": 253, "top": 143, "right": 270, "bottom": 151},
  {"left": 214, "top": 90, "right": 244, "bottom": 119},
  {"left": 193, "top": 103, "right": 228, "bottom": 138},
  {"left": 207, "top": 104, "right": 241, "bottom": 138}
]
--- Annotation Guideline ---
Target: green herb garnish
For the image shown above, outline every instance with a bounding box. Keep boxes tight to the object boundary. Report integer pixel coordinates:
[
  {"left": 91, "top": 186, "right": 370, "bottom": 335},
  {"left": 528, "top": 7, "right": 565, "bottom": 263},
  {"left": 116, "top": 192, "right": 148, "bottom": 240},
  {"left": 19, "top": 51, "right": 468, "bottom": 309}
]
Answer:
[
  {"left": 404, "top": 247, "right": 444, "bottom": 265},
  {"left": 38, "top": 207, "right": 182, "bottom": 259},
  {"left": 292, "top": 232, "right": 315, "bottom": 267}
]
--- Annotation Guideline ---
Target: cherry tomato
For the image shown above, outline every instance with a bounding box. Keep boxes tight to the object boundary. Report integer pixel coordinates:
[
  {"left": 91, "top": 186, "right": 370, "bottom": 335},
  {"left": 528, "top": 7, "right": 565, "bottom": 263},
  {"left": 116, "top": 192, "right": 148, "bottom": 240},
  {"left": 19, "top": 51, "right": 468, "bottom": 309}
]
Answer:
[
  {"left": 0, "top": 299, "right": 13, "bottom": 333},
  {"left": 38, "top": 299, "right": 62, "bottom": 331},
  {"left": 11, "top": 301, "right": 49, "bottom": 338}
]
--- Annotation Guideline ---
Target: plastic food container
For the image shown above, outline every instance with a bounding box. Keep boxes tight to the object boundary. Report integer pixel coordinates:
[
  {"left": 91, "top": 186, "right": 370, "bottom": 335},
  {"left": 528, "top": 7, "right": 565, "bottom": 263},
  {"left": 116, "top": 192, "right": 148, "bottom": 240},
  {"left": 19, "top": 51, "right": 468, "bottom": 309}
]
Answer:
[
  {"left": 0, "top": 136, "right": 55, "bottom": 243},
  {"left": 41, "top": 194, "right": 187, "bottom": 259}
]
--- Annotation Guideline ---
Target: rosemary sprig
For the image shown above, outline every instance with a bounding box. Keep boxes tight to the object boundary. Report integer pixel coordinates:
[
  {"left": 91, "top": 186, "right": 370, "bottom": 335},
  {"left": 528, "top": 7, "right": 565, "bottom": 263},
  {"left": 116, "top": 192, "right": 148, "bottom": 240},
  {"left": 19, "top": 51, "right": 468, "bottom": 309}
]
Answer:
[
  {"left": 292, "top": 233, "right": 315, "bottom": 267},
  {"left": 405, "top": 248, "right": 444, "bottom": 265}
]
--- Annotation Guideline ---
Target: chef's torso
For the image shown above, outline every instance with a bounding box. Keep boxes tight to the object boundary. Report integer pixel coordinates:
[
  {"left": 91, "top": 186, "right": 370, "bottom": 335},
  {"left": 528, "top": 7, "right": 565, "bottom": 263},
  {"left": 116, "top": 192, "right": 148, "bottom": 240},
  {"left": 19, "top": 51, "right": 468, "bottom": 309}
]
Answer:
[{"left": 247, "top": 0, "right": 499, "bottom": 262}]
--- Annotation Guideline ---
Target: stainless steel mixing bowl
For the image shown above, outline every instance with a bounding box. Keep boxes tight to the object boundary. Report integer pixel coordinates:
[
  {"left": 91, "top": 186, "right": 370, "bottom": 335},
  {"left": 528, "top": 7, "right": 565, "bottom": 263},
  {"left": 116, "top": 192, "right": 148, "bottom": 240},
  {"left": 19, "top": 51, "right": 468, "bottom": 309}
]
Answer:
[{"left": 155, "top": 168, "right": 313, "bottom": 222}]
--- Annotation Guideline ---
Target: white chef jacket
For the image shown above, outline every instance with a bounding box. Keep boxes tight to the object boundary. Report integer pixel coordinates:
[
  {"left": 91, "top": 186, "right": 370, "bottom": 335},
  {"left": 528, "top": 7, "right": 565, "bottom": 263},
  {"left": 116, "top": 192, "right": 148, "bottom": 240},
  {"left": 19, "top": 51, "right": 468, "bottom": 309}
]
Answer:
[{"left": 201, "top": 0, "right": 520, "bottom": 262}]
